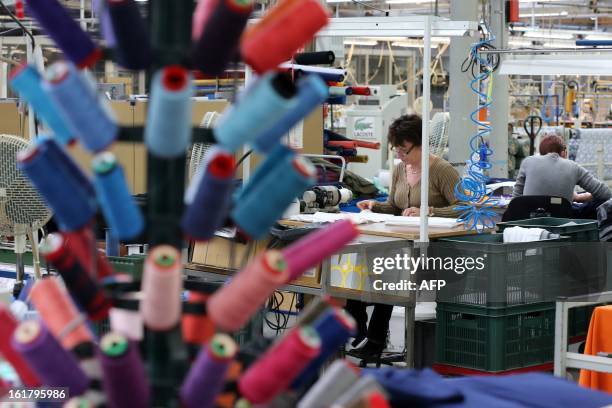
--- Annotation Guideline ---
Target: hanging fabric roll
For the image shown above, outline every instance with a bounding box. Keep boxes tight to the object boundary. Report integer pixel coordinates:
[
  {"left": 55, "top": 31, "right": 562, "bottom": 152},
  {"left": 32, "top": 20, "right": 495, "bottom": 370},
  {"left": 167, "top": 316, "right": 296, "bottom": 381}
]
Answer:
[
  {"left": 192, "top": 0, "right": 253, "bottom": 75},
  {"left": 107, "top": 0, "right": 152, "bottom": 70}
]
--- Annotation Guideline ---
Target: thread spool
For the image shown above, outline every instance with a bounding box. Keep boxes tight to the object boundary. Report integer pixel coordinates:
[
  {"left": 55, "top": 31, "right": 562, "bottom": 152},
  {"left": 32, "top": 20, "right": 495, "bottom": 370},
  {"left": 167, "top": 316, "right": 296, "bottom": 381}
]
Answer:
[
  {"left": 238, "top": 144, "right": 294, "bottom": 201},
  {"left": 282, "top": 220, "right": 359, "bottom": 281},
  {"left": 140, "top": 245, "right": 183, "bottom": 331},
  {"left": 192, "top": 0, "right": 219, "bottom": 40},
  {"left": 99, "top": 332, "right": 150, "bottom": 408},
  {"left": 0, "top": 306, "right": 40, "bottom": 386},
  {"left": 110, "top": 308, "right": 144, "bottom": 341},
  {"left": 62, "top": 227, "right": 114, "bottom": 279},
  {"left": 292, "top": 308, "right": 356, "bottom": 389},
  {"left": 25, "top": 0, "right": 101, "bottom": 68},
  {"left": 232, "top": 156, "right": 316, "bottom": 239},
  {"left": 349, "top": 86, "right": 371, "bottom": 96},
  {"left": 296, "top": 295, "right": 337, "bottom": 327},
  {"left": 9, "top": 65, "right": 74, "bottom": 145},
  {"left": 192, "top": 0, "right": 253, "bottom": 75},
  {"left": 29, "top": 278, "right": 93, "bottom": 351},
  {"left": 182, "top": 150, "right": 235, "bottom": 241},
  {"left": 40, "top": 234, "right": 112, "bottom": 321},
  {"left": 332, "top": 376, "right": 385, "bottom": 407},
  {"left": 93, "top": 152, "right": 144, "bottom": 240},
  {"left": 297, "top": 360, "right": 360, "bottom": 408},
  {"left": 294, "top": 51, "right": 335, "bottom": 66},
  {"left": 107, "top": 0, "right": 152, "bottom": 70},
  {"left": 252, "top": 75, "right": 328, "bottom": 154},
  {"left": 145, "top": 66, "right": 193, "bottom": 158},
  {"left": 238, "top": 326, "right": 321, "bottom": 404},
  {"left": 214, "top": 73, "right": 297, "bottom": 152},
  {"left": 94, "top": 0, "right": 116, "bottom": 47},
  {"left": 12, "top": 321, "right": 89, "bottom": 395},
  {"left": 181, "top": 291, "right": 215, "bottom": 345},
  {"left": 326, "top": 95, "right": 346, "bottom": 105},
  {"left": 17, "top": 140, "right": 96, "bottom": 232},
  {"left": 44, "top": 61, "right": 118, "bottom": 153},
  {"left": 181, "top": 334, "right": 237, "bottom": 408},
  {"left": 329, "top": 86, "right": 352, "bottom": 96},
  {"left": 240, "top": 0, "right": 329, "bottom": 73},
  {"left": 283, "top": 64, "right": 346, "bottom": 83},
  {"left": 207, "top": 251, "right": 288, "bottom": 331}
]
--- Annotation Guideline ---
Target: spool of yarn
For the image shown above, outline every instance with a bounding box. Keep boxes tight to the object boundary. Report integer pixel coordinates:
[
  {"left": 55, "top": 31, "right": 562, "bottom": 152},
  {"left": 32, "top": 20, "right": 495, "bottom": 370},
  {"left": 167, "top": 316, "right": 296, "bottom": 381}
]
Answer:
[
  {"left": 0, "top": 306, "right": 40, "bottom": 386},
  {"left": 145, "top": 66, "right": 193, "bottom": 158},
  {"left": 240, "top": 0, "right": 329, "bottom": 74},
  {"left": 93, "top": 0, "right": 116, "bottom": 47},
  {"left": 107, "top": 0, "right": 152, "bottom": 70},
  {"left": 326, "top": 95, "right": 346, "bottom": 105},
  {"left": 252, "top": 74, "right": 328, "bottom": 154},
  {"left": 93, "top": 151, "right": 144, "bottom": 240},
  {"left": 181, "top": 149, "right": 235, "bottom": 241},
  {"left": 99, "top": 332, "right": 150, "bottom": 408},
  {"left": 12, "top": 321, "right": 89, "bottom": 396},
  {"left": 294, "top": 51, "right": 335, "bottom": 66},
  {"left": 282, "top": 64, "right": 346, "bottom": 83},
  {"left": 238, "top": 144, "right": 294, "bottom": 201},
  {"left": 297, "top": 360, "right": 359, "bottom": 408},
  {"left": 29, "top": 278, "right": 94, "bottom": 350},
  {"left": 238, "top": 326, "right": 321, "bottom": 404},
  {"left": 329, "top": 86, "right": 352, "bottom": 96},
  {"left": 40, "top": 233, "right": 112, "bottom": 321},
  {"left": 181, "top": 291, "right": 215, "bottom": 345},
  {"left": 25, "top": 0, "right": 101, "bottom": 68},
  {"left": 192, "top": 0, "right": 253, "bottom": 75},
  {"left": 282, "top": 219, "right": 359, "bottom": 281},
  {"left": 192, "top": 0, "right": 219, "bottom": 40},
  {"left": 349, "top": 86, "right": 371, "bottom": 96},
  {"left": 44, "top": 61, "right": 118, "bottom": 152},
  {"left": 214, "top": 73, "right": 297, "bottom": 152},
  {"left": 110, "top": 308, "right": 144, "bottom": 341},
  {"left": 180, "top": 334, "right": 237, "bottom": 408},
  {"left": 140, "top": 245, "right": 183, "bottom": 331},
  {"left": 207, "top": 250, "right": 288, "bottom": 331},
  {"left": 331, "top": 375, "right": 386, "bottom": 407},
  {"left": 296, "top": 295, "right": 337, "bottom": 327},
  {"left": 62, "top": 227, "right": 114, "bottom": 279},
  {"left": 9, "top": 64, "right": 74, "bottom": 145},
  {"left": 232, "top": 155, "right": 316, "bottom": 239},
  {"left": 17, "top": 140, "right": 96, "bottom": 232},
  {"left": 292, "top": 308, "right": 356, "bottom": 389}
]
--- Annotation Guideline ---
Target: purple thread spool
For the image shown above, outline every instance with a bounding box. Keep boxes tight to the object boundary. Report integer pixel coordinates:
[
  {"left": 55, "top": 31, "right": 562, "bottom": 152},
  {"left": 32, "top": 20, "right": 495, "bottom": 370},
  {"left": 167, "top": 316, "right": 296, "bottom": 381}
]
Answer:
[
  {"left": 180, "top": 333, "right": 237, "bottom": 408},
  {"left": 93, "top": 0, "right": 116, "bottom": 47},
  {"left": 25, "top": 0, "right": 101, "bottom": 68},
  {"left": 107, "top": 0, "right": 152, "bottom": 70},
  {"left": 99, "top": 332, "right": 150, "bottom": 408},
  {"left": 11, "top": 321, "right": 89, "bottom": 396}
]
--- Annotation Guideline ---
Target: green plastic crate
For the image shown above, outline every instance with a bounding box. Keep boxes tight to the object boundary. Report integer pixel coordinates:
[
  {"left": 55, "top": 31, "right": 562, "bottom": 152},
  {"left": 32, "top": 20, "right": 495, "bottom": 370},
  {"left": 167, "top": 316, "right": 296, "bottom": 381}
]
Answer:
[
  {"left": 435, "top": 302, "right": 555, "bottom": 372},
  {"left": 497, "top": 217, "right": 599, "bottom": 242},
  {"left": 107, "top": 255, "right": 145, "bottom": 280},
  {"left": 435, "top": 233, "right": 570, "bottom": 307}
]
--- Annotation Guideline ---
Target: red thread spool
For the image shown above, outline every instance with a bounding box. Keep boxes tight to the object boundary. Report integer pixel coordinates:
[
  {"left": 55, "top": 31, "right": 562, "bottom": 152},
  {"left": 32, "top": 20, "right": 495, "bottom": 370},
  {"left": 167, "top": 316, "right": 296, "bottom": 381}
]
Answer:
[
  {"left": 182, "top": 291, "right": 215, "bottom": 345},
  {"left": 15, "top": 0, "right": 24, "bottom": 19},
  {"left": 140, "top": 245, "right": 183, "bottom": 331},
  {"left": 29, "top": 278, "right": 94, "bottom": 350},
  {"left": 241, "top": 0, "right": 329, "bottom": 73},
  {"left": 350, "top": 86, "right": 371, "bottom": 96},
  {"left": 0, "top": 305, "right": 40, "bottom": 386},
  {"left": 62, "top": 227, "right": 114, "bottom": 279},
  {"left": 508, "top": 0, "right": 519, "bottom": 23},
  {"left": 238, "top": 326, "right": 321, "bottom": 404},
  {"left": 207, "top": 250, "right": 288, "bottom": 332}
]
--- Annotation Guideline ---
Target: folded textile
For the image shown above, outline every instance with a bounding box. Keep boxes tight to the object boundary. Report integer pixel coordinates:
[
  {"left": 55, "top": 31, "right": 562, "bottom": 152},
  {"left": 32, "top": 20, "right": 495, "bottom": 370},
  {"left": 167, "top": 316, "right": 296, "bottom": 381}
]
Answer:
[{"left": 502, "top": 226, "right": 559, "bottom": 242}]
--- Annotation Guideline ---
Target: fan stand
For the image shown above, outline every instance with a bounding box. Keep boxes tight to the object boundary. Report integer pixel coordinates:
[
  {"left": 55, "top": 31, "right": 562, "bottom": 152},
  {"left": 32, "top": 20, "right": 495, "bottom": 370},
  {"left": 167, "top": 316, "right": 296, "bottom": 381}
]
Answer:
[{"left": 12, "top": 224, "right": 27, "bottom": 298}]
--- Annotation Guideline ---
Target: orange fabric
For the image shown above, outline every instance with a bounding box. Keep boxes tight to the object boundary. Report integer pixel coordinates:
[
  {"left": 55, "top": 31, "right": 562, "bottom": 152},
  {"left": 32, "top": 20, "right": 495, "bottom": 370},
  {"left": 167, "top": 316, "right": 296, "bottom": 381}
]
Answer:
[{"left": 579, "top": 305, "right": 612, "bottom": 393}]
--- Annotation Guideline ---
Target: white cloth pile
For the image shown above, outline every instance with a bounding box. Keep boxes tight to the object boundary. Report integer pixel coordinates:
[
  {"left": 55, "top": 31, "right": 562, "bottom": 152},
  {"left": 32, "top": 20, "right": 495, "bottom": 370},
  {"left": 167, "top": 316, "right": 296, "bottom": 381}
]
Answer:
[{"left": 502, "top": 226, "right": 560, "bottom": 242}]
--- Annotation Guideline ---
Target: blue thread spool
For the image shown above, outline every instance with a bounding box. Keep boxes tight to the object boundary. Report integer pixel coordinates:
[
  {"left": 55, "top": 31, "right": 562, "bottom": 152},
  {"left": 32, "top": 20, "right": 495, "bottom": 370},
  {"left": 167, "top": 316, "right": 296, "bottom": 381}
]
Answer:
[
  {"left": 326, "top": 95, "right": 346, "bottom": 105},
  {"left": 214, "top": 73, "right": 297, "bottom": 152},
  {"left": 181, "top": 150, "right": 235, "bottom": 241},
  {"left": 93, "top": 152, "right": 144, "bottom": 240},
  {"left": 145, "top": 66, "right": 193, "bottom": 158},
  {"left": 107, "top": 0, "right": 152, "bottom": 70},
  {"left": 44, "top": 62, "right": 118, "bottom": 153},
  {"left": 291, "top": 308, "right": 356, "bottom": 389},
  {"left": 9, "top": 65, "right": 74, "bottom": 145},
  {"left": 17, "top": 140, "right": 95, "bottom": 232},
  {"left": 236, "top": 145, "right": 294, "bottom": 202},
  {"left": 26, "top": 0, "right": 101, "bottom": 68},
  {"left": 252, "top": 75, "right": 328, "bottom": 154},
  {"left": 232, "top": 155, "right": 316, "bottom": 239}
]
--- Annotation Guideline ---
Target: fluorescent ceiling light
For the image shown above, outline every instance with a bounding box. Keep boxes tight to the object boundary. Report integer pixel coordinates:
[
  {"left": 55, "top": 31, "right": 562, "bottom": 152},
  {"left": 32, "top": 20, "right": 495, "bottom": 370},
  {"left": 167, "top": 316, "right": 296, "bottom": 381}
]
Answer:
[
  {"left": 524, "top": 31, "right": 574, "bottom": 40},
  {"left": 519, "top": 11, "right": 569, "bottom": 17},
  {"left": 344, "top": 40, "right": 378, "bottom": 46}
]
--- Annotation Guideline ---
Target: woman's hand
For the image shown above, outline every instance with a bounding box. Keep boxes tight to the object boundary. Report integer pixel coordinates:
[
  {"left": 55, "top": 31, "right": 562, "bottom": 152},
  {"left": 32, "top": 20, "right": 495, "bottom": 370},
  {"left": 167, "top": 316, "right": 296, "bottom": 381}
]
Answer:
[
  {"left": 357, "top": 200, "right": 376, "bottom": 211},
  {"left": 573, "top": 192, "right": 593, "bottom": 203},
  {"left": 401, "top": 207, "right": 433, "bottom": 217}
]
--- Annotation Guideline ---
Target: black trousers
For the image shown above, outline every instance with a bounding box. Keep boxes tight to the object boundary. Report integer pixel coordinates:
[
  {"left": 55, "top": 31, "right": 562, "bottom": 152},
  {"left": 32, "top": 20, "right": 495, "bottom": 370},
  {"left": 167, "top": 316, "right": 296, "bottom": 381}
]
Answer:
[{"left": 345, "top": 300, "right": 393, "bottom": 344}]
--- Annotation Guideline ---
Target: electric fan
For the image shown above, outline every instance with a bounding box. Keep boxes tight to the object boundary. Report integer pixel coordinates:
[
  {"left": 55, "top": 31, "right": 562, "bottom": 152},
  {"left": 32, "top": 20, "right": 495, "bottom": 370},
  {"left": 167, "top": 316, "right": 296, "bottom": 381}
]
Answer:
[
  {"left": 430, "top": 112, "right": 450, "bottom": 158},
  {"left": 189, "top": 111, "right": 220, "bottom": 178},
  {"left": 0, "top": 134, "right": 52, "bottom": 291}
]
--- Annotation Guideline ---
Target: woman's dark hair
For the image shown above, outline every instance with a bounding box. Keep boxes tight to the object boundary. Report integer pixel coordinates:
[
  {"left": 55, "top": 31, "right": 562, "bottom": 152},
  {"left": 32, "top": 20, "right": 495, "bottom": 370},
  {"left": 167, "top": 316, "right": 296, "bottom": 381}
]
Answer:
[
  {"left": 539, "top": 135, "right": 566, "bottom": 155},
  {"left": 388, "top": 114, "right": 423, "bottom": 147}
]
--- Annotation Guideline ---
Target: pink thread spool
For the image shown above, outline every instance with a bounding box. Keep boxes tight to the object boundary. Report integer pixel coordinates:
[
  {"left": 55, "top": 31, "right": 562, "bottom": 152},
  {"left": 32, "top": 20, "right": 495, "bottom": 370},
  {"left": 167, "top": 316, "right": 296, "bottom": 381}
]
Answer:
[
  {"left": 207, "top": 250, "right": 288, "bottom": 332},
  {"left": 238, "top": 326, "right": 321, "bottom": 404},
  {"left": 140, "top": 245, "right": 183, "bottom": 331},
  {"left": 192, "top": 0, "right": 220, "bottom": 40},
  {"left": 282, "top": 220, "right": 359, "bottom": 282}
]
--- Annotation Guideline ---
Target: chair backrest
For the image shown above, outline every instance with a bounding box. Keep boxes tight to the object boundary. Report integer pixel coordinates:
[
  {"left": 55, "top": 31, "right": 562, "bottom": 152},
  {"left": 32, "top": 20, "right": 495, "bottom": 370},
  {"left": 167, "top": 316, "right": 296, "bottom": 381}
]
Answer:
[{"left": 502, "top": 195, "right": 572, "bottom": 222}]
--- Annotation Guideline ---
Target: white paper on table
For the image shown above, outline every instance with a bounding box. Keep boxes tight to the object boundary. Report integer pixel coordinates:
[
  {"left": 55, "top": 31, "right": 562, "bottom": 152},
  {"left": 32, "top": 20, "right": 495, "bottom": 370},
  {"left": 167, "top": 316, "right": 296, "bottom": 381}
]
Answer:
[{"left": 384, "top": 216, "right": 463, "bottom": 229}]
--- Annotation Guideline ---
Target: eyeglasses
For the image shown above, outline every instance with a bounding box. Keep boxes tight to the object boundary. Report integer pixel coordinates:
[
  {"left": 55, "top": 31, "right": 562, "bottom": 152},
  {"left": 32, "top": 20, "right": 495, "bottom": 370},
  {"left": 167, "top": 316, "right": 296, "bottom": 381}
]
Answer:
[{"left": 391, "top": 144, "right": 416, "bottom": 156}]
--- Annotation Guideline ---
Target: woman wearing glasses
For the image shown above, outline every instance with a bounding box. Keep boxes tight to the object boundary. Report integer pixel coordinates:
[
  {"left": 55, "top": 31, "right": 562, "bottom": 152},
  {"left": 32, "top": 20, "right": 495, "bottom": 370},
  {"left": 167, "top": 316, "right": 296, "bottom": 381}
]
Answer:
[{"left": 348, "top": 114, "right": 461, "bottom": 359}]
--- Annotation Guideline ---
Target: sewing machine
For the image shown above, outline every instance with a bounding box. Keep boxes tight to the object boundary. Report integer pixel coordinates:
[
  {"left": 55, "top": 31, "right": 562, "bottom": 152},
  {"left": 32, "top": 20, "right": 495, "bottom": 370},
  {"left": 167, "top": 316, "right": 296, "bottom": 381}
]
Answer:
[{"left": 301, "top": 185, "right": 352, "bottom": 213}]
